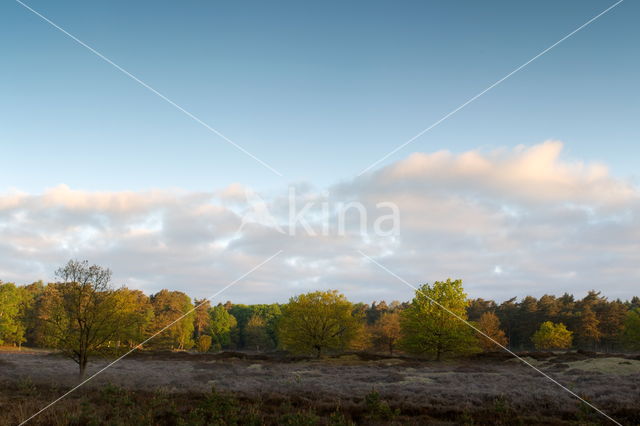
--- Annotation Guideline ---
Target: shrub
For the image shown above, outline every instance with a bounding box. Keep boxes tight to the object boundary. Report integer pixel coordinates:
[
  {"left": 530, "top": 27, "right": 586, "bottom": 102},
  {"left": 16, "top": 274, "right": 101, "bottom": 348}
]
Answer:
[
  {"left": 364, "top": 389, "right": 399, "bottom": 421},
  {"left": 278, "top": 409, "right": 320, "bottom": 426}
]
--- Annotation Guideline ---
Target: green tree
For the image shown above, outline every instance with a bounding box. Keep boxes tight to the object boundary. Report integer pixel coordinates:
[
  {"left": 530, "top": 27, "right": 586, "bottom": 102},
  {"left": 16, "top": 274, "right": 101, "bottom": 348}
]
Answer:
[
  {"left": 228, "top": 303, "right": 281, "bottom": 349},
  {"left": 247, "top": 304, "right": 282, "bottom": 349},
  {"left": 531, "top": 321, "right": 573, "bottom": 350},
  {"left": 0, "top": 282, "right": 25, "bottom": 346},
  {"left": 37, "top": 260, "right": 141, "bottom": 379},
  {"left": 18, "top": 281, "right": 44, "bottom": 346},
  {"left": 112, "top": 289, "right": 154, "bottom": 350},
  {"left": 209, "top": 305, "right": 238, "bottom": 350},
  {"left": 399, "top": 279, "right": 478, "bottom": 360},
  {"left": 228, "top": 304, "right": 252, "bottom": 348},
  {"left": 622, "top": 308, "right": 640, "bottom": 351},
  {"left": 245, "top": 314, "right": 273, "bottom": 351},
  {"left": 277, "top": 290, "right": 363, "bottom": 358},
  {"left": 149, "top": 290, "right": 195, "bottom": 350},
  {"left": 477, "top": 312, "right": 508, "bottom": 352}
]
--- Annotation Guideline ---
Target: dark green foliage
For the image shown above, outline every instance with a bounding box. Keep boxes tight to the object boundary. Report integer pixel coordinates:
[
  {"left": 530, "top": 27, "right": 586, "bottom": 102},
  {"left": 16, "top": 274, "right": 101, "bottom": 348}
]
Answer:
[
  {"left": 490, "top": 291, "right": 632, "bottom": 352},
  {"left": 328, "top": 410, "right": 356, "bottom": 426},
  {"left": 277, "top": 409, "right": 320, "bottom": 425},
  {"left": 188, "top": 386, "right": 243, "bottom": 425},
  {"left": 228, "top": 303, "right": 281, "bottom": 349},
  {"left": 363, "top": 389, "right": 399, "bottom": 421}
]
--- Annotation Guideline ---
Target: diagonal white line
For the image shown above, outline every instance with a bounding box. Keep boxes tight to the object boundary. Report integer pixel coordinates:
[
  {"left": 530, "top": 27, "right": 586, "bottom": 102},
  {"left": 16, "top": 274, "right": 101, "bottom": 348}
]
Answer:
[
  {"left": 18, "top": 250, "right": 283, "bottom": 426},
  {"left": 358, "top": 250, "right": 622, "bottom": 426},
  {"left": 358, "top": 0, "right": 624, "bottom": 176},
  {"left": 15, "top": 0, "right": 283, "bottom": 177}
]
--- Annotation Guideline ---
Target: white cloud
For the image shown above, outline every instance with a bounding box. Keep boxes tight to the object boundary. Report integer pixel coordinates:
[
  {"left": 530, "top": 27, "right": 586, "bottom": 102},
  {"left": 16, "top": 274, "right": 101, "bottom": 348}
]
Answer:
[
  {"left": 377, "top": 141, "right": 634, "bottom": 206},
  {"left": 1, "top": 142, "right": 638, "bottom": 303}
]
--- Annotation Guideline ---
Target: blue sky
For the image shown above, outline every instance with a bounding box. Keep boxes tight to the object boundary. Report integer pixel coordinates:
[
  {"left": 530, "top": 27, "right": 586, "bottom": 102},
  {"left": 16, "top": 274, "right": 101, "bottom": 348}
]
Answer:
[
  {"left": 1, "top": 1, "right": 639, "bottom": 302},
  {"left": 2, "top": 0, "right": 638, "bottom": 192}
]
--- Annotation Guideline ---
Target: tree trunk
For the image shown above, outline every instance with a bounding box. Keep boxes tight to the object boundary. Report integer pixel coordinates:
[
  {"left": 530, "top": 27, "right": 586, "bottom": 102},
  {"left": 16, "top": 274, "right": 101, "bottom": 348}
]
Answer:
[
  {"left": 79, "top": 356, "right": 88, "bottom": 381},
  {"left": 315, "top": 345, "right": 322, "bottom": 359}
]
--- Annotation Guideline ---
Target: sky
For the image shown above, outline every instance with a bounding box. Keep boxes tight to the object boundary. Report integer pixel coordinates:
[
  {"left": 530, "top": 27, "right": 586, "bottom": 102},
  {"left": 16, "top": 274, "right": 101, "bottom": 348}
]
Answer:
[{"left": 1, "top": 0, "right": 639, "bottom": 303}]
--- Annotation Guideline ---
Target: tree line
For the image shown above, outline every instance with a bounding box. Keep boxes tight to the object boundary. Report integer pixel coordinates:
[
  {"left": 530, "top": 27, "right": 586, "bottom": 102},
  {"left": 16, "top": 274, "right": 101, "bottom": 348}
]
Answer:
[{"left": 1, "top": 260, "right": 639, "bottom": 377}]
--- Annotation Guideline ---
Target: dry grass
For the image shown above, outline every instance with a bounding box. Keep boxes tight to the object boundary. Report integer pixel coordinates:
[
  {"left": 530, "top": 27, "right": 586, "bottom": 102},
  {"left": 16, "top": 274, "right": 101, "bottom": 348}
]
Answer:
[
  {"left": 564, "top": 357, "right": 640, "bottom": 375},
  {"left": 1, "top": 350, "right": 639, "bottom": 425}
]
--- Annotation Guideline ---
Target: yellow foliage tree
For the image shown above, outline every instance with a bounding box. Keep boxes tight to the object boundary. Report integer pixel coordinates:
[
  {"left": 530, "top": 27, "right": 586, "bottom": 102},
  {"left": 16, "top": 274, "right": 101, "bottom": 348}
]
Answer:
[
  {"left": 371, "top": 312, "right": 402, "bottom": 355},
  {"left": 400, "top": 279, "right": 479, "bottom": 360},
  {"left": 531, "top": 321, "right": 573, "bottom": 350},
  {"left": 277, "top": 290, "right": 363, "bottom": 358},
  {"left": 37, "top": 260, "right": 145, "bottom": 379}
]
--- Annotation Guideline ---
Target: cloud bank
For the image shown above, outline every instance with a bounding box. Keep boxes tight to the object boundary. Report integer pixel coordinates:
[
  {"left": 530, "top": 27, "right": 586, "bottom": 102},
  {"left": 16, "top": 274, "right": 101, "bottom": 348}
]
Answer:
[{"left": 1, "top": 141, "right": 638, "bottom": 303}]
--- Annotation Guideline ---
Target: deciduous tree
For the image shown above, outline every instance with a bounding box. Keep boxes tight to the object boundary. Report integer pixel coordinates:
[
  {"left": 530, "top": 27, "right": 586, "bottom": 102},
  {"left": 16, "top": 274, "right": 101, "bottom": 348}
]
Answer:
[
  {"left": 277, "top": 290, "right": 363, "bottom": 358},
  {"left": 245, "top": 314, "right": 272, "bottom": 351},
  {"left": 149, "top": 290, "right": 195, "bottom": 350},
  {"left": 400, "top": 279, "right": 479, "bottom": 360},
  {"left": 196, "top": 334, "right": 212, "bottom": 352},
  {"left": 371, "top": 312, "right": 402, "bottom": 355},
  {"left": 0, "top": 282, "right": 25, "bottom": 346},
  {"left": 38, "top": 260, "right": 139, "bottom": 379},
  {"left": 209, "top": 304, "right": 238, "bottom": 350},
  {"left": 531, "top": 321, "right": 572, "bottom": 350},
  {"left": 18, "top": 281, "right": 44, "bottom": 346},
  {"left": 477, "top": 312, "right": 508, "bottom": 352},
  {"left": 112, "top": 289, "right": 154, "bottom": 350},
  {"left": 622, "top": 308, "right": 640, "bottom": 351}
]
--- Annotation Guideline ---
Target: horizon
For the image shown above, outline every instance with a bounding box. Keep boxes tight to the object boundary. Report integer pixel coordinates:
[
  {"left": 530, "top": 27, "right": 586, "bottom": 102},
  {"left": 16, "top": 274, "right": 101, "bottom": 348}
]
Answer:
[
  {"left": 2, "top": 0, "right": 639, "bottom": 303},
  {"left": 3, "top": 274, "right": 636, "bottom": 306}
]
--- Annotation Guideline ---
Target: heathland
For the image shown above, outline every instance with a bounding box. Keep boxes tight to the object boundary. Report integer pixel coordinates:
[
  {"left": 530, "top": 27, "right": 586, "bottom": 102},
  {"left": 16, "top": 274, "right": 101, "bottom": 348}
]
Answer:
[{"left": 2, "top": 260, "right": 640, "bottom": 424}]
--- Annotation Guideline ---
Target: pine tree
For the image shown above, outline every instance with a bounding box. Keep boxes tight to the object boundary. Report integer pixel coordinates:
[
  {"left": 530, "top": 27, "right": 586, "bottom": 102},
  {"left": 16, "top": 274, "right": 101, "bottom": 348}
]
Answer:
[
  {"left": 577, "top": 306, "right": 600, "bottom": 350},
  {"left": 598, "top": 301, "right": 627, "bottom": 351},
  {"left": 193, "top": 299, "right": 211, "bottom": 339}
]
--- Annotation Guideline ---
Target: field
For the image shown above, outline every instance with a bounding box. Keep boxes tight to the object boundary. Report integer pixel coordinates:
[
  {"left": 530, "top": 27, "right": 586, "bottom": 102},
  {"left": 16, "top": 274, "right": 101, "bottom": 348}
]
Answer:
[{"left": 1, "top": 350, "right": 639, "bottom": 425}]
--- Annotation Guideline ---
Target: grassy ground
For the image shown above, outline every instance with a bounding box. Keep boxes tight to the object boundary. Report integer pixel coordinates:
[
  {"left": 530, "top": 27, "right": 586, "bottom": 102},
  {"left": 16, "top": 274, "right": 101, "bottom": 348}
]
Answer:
[{"left": 2, "top": 350, "right": 639, "bottom": 425}]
